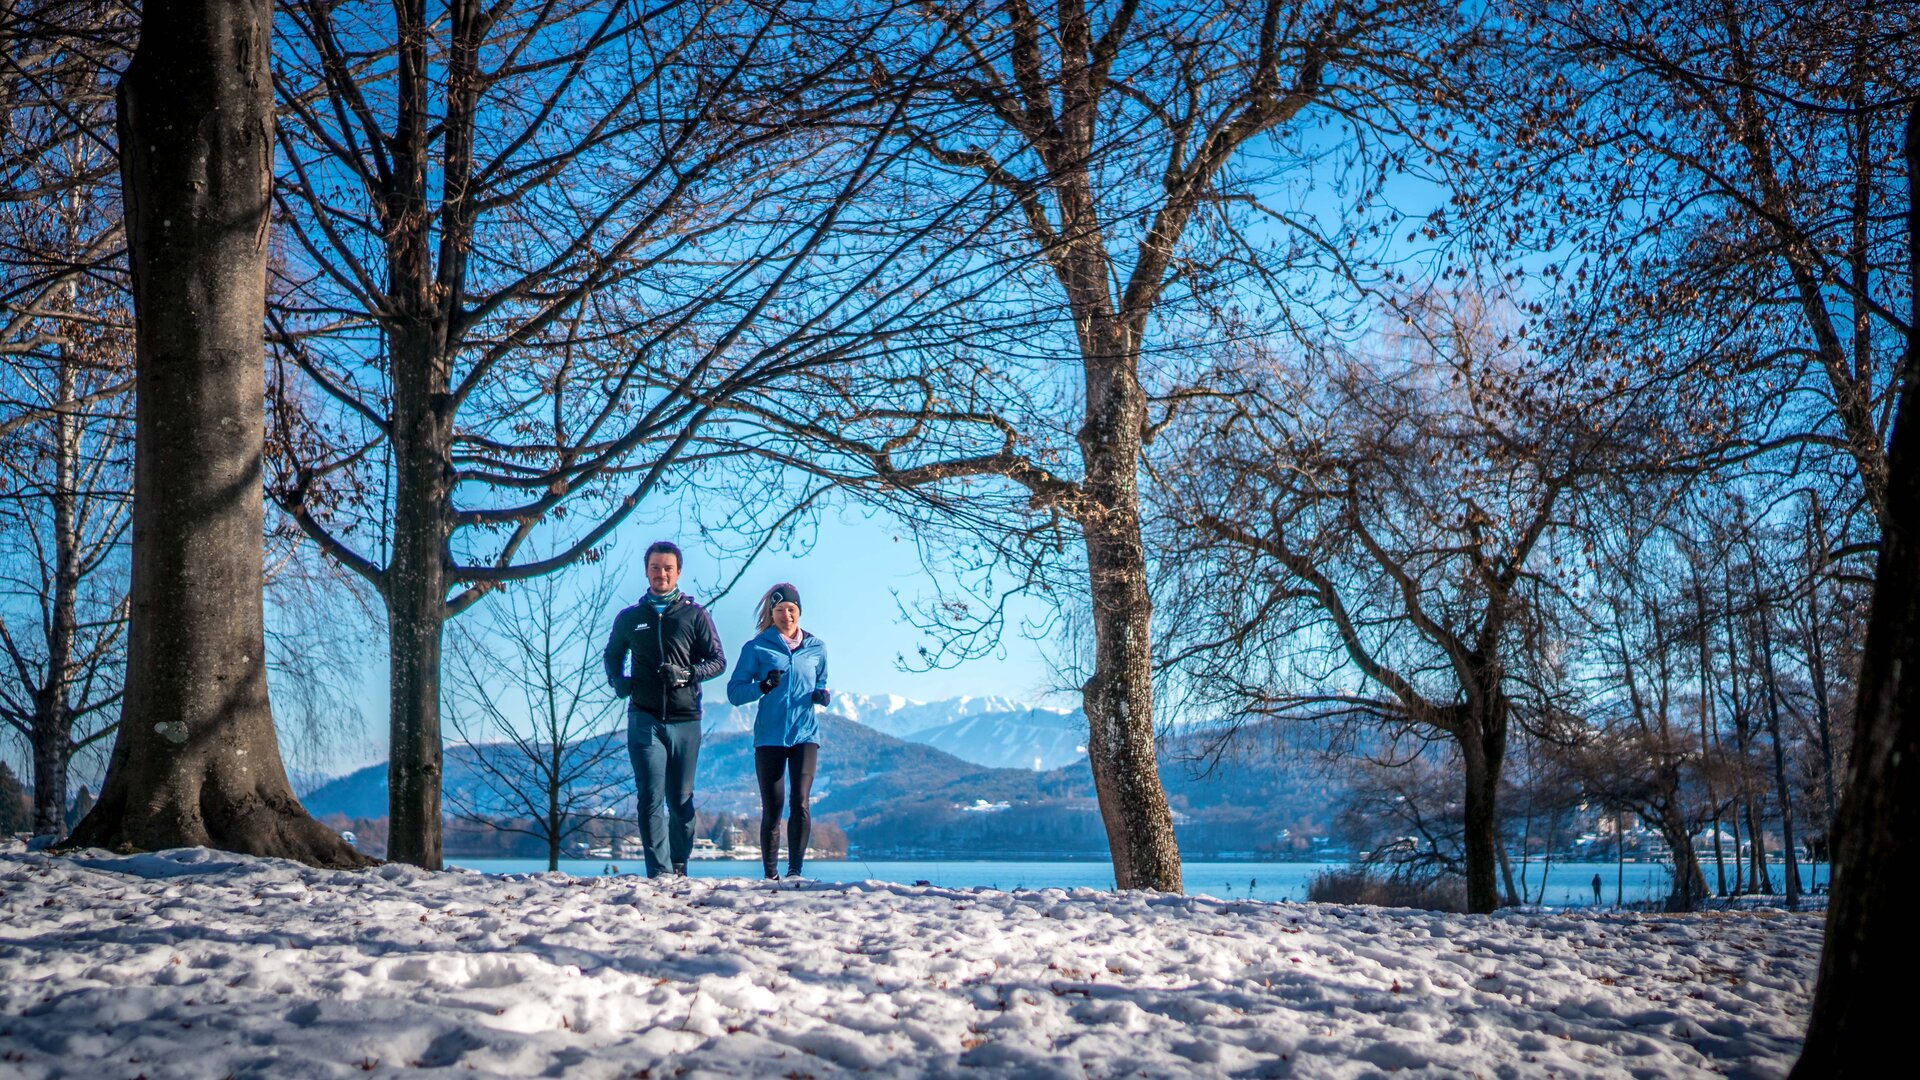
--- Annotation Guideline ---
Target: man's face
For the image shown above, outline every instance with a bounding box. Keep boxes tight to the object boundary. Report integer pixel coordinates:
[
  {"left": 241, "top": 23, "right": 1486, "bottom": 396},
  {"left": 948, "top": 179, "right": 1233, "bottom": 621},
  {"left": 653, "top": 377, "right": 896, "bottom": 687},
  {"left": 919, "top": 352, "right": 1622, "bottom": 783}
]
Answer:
[{"left": 646, "top": 552, "right": 680, "bottom": 595}]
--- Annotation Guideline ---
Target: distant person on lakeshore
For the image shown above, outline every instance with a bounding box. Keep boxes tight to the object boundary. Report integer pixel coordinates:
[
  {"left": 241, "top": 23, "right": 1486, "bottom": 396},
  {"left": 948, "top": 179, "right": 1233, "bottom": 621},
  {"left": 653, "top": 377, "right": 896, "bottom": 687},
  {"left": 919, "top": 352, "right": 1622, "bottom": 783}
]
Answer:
[
  {"left": 727, "top": 583, "right": 829, "bottom": 880},
  {"left": 603, "top": 540, "right": 725, "bottom": 878},
  {"left": 1592, "top": 873, "right": 1603, "bottom": 906}
]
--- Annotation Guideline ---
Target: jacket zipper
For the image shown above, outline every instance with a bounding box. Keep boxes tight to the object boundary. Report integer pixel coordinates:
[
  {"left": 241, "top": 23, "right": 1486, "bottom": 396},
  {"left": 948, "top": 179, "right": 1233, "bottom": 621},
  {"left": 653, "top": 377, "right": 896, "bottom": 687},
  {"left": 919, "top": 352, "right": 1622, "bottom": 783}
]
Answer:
[
  {"left": 656, "top": 598, "right": 670, "bottom": 722},
  {"left": 784, "top": 635, "right": 803, "bottom": 711}
]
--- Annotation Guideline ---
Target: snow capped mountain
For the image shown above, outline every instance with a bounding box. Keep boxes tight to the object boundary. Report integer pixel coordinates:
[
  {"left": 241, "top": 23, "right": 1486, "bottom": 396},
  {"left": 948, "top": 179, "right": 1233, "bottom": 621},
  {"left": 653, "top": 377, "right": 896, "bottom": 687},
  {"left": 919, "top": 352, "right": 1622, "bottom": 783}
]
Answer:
[
  {"left": 906, "top": 706, "right": 1085, "bottom": 771},
  {"left": 703, "top": 691, "right": 1086, "bottom": 769},
  {"left": 823, "top": 692, "right": 917, "bottom": 731}
]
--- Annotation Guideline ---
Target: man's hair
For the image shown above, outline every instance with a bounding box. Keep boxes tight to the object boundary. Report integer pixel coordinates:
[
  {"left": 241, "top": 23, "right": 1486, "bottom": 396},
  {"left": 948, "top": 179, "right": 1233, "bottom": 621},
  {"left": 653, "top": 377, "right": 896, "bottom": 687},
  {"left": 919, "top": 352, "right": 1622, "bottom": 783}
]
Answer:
[{"left": 644, "top": 540, "right": 683, "bottom": 570}]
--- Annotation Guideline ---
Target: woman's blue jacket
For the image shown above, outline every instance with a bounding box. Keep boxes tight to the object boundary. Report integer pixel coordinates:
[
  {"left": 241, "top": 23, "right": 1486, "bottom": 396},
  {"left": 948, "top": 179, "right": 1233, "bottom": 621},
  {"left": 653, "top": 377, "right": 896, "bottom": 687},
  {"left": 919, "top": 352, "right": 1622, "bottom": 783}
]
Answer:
[{"left": 725, "top": 626, "right": 828, "bottom": 747}]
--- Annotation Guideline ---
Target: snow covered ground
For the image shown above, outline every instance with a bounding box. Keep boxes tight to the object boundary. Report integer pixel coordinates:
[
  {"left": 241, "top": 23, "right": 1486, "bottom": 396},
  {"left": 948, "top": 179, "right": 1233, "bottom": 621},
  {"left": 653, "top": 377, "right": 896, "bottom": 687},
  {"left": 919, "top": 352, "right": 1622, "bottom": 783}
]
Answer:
[{"left": 0, "top": 847, "right": 1819, "bottom": 1078}]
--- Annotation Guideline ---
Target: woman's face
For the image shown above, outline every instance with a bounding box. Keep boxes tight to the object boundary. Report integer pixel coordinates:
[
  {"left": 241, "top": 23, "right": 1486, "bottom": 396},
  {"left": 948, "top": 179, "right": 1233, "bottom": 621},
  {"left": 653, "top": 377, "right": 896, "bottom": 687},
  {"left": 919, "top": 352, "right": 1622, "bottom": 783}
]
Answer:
[{"left": 771, "top": 601, "right": 800, "bottom": 636}]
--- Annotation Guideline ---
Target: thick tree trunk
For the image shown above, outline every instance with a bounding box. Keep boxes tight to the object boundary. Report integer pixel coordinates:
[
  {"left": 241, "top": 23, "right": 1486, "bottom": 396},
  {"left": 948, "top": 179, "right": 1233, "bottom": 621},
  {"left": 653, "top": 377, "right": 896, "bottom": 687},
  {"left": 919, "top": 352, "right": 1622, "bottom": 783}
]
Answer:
[
  {"left": 1791, "top": 105, "right": 1920, "bottom": 1078},
  {"left": 383, "top": 322, "right": 453, "bottom": 870},
  {"left": 66, "top": 0, "right": 363, "bottom": 867},
  {"left": 1458, "top": 724, "right": 1505, "bottom": 914},
  {"left": 30, "top": 727, "right": 68, "bottom": 840},
  {"left": 1080, "top": 530, "right": 1180, "bottom": 891},
  {"left": 1653, "top": 809, "right": 1707, "bottom": 913},
  {"left": 385, "top": 579, "right": 445, "bottom": 869},
  {"left": 1076, "top": 327, "right": 1180, "bottom": 893},
  {"left": 368, "top": 0, "right": 461, "bottom": 869}
]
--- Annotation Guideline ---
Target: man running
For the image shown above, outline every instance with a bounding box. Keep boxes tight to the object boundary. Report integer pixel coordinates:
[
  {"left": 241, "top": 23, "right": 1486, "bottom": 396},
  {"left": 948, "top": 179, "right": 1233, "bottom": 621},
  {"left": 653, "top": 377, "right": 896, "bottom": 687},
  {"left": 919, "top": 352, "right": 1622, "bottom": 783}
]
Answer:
[{"left": 604, "top": 540, "right": 725, "bottom": 877}]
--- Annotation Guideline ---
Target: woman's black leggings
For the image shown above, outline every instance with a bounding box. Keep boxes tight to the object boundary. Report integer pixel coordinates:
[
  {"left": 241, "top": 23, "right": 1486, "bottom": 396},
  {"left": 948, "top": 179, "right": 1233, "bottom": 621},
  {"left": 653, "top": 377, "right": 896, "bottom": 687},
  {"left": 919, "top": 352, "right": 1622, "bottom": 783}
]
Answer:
[{"left": 755, "top": 742, "right": 818, "bottom": 874}]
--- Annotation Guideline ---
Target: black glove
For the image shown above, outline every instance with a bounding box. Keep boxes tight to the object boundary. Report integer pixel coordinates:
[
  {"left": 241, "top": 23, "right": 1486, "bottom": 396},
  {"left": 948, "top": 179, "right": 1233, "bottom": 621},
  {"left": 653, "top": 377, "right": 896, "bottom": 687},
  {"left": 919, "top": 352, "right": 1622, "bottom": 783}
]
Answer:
[
  {"left": 659, "top": 662, "right": 690, "bottom": 688},
  {"left": 611, "top": 676, "right": 632, "bottom": 699},
  {"left": 758, "top": 668, "right": 785, "bottom": 694},
  {"left": 810, "top": 688, "right": 830, "bottom": 708}
]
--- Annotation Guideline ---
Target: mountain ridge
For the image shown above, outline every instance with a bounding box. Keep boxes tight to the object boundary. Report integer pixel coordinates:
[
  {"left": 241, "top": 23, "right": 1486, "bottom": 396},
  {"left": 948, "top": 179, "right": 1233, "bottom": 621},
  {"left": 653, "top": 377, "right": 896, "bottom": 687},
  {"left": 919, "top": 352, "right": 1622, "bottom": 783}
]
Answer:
[{"left": 302, "top": 698, "right": 1338, "bottom": 860}]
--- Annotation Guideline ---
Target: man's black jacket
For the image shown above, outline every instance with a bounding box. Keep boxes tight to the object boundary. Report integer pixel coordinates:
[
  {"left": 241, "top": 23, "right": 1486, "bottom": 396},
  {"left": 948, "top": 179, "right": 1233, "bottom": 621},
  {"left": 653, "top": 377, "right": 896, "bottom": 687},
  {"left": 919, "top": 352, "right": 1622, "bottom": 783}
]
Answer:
[{"left": 602, "top": 594, "right": 725, "bottom": 722}]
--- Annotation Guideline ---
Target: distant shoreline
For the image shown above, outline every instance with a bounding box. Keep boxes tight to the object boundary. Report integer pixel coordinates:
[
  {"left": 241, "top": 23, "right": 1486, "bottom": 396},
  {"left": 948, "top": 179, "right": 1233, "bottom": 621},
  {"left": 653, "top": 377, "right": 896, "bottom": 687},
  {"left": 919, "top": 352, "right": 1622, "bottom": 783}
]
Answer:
[{"left": 444, "top": 850, "right": 1818, "bottom": 867}]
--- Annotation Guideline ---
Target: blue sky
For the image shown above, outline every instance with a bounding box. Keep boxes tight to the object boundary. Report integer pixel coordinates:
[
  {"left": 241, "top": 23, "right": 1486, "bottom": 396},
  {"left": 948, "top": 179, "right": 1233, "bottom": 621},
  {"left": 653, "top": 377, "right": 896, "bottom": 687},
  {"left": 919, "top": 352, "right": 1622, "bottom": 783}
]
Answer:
[{"left": 614, "top": 506, "right": 1068, "bottom": 707}]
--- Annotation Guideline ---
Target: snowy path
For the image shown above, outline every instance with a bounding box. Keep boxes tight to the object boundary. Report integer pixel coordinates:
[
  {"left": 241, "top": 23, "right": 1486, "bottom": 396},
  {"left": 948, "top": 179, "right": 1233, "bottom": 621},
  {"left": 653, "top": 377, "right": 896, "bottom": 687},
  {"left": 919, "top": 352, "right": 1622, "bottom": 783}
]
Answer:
[{"left": 0, "top": 849, "right": 1817, "bottom": 1078}]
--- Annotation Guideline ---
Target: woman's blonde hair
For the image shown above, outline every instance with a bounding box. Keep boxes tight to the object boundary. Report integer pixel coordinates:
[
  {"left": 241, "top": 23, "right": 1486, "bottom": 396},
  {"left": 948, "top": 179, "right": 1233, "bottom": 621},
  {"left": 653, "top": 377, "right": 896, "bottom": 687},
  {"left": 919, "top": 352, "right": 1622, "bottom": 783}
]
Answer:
[{"left": 755, "top": 582, "right": 802, "bottom": 631}]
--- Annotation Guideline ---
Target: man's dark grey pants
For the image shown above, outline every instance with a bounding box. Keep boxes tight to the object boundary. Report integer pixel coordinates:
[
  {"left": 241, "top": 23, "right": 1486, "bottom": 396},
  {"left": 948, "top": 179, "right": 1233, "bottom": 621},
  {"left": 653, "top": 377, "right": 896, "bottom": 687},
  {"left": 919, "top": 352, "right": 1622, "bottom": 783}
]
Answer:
[{"left": 628, "top": 711, "right": 701, "bottom": 877}]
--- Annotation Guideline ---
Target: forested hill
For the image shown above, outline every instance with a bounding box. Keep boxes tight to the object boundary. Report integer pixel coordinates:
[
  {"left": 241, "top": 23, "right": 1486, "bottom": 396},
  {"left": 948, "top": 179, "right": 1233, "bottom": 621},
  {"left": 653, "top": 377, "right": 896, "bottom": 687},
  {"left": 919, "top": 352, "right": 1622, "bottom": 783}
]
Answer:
[
  {"left": 823, "top": 721, "right": 1340, "bottom": 858},
  {"left": 301, "top": 713, "right": 1032, "bottom": 822},
  {"left": 303, "top": 714, "right": 1338, "bottom": 858}
]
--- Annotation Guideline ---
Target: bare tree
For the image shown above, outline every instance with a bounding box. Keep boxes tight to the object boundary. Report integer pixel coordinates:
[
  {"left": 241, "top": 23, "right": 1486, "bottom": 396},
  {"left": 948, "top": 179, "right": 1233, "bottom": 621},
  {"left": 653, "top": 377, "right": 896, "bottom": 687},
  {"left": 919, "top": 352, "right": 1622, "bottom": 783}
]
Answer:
[
  {"left": 0, "top": 0, "right": 135, "bottom": 839},
  {"left": 734, "top": 0, "right": 1477, "bottom": 892},
  {"left": 1794, "top": 99, "right": 1918, "bottom": 1076},
  {"left": 266, "top": 0, "right": 950, "bottom": 867},
  {"left": 444, "top": 565, "right": 630, "bottom": 871},
  {"left": 1473, "top": 0, "right": 1910, "bottom": 912},
  {"left": 4, "top": 3, "right": 377, "bottom": 827},
  {"left": 1571, "top": 534, "right": 1718, "bottom": 911},
  {"left": 1547, "top": 472, "right": 1861, "bottom": 912},
  {"left": 1776, "top": 491, "right": 1866, "bottom": 867},
  {"left": 1499, "top": 0, "right": 1910, "bottom": 531},
  {"left": 65, "top": 0, "right": 363, "bottom": 865},
  {"left": 1153, "top": 288, "right": 1691, "bottom": 912},
  {"left": 0, "top": 284, "right": 131, "bottom": 840}
]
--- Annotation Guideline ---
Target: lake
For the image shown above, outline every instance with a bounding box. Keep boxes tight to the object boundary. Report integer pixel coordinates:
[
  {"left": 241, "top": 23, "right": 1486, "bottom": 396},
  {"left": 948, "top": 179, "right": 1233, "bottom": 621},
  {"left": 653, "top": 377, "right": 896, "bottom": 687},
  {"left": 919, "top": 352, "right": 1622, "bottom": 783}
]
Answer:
[{"left": 446, "top": 856, "right": 1816, "bottom": 906}]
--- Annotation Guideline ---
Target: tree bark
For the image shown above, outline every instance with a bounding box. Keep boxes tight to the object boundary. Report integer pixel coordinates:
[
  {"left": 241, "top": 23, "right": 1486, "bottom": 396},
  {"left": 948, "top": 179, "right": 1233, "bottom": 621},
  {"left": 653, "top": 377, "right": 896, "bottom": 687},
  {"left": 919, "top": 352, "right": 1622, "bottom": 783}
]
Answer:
[
  {"left": 1722, "top": 587, "right": 1775, "bottom": 895},
  {"left": 65, "top": 0, "right": 364, "bottom": 868},
  {"left": 362, "top": 0, "right": 468, "bottom": 870},
  {"left": 1653, "top": 808, "right": 1707, "bottom": 913},
  {"left": 24, "top": 283, "right": 89, "bottom": 839},
  {"left": 382, "top": 320, "right": 454, "bottom": 870},
  {"left": 1458, "top": 715, "right": 1506, "bottom": 913},
  {"left": 1534, "top": 807, "right": 1560, "bottom": 905},
  {"left": 384, "top": 570, "right": 446, "bottom": 870},
  {"left": 1791, "top": 104, "right": 1920, "bottom": 1078},
  {"left": 1733, "top": 690, "right": 1775, "bottom": 893},
  {"left": 30, "top": 724, "right": 69, "bottom": 840},
  {"left": 30, "top": 354, "right": 80, "bottom": 839},
  {"left": 1077, "top": 326, "right": 1181, "bottom": 893},
  {"left": 1614, "top": 815, "right": 1624, "bottom": 905}
]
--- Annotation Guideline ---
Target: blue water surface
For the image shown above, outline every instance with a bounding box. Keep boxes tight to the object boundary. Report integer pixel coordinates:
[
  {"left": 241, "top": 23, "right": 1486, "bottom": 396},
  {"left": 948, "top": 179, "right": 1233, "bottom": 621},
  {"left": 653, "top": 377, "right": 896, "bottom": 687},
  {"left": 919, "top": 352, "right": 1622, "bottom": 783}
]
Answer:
[{"left": 445, "top": 856, "right": 1810, "bottom": 906}]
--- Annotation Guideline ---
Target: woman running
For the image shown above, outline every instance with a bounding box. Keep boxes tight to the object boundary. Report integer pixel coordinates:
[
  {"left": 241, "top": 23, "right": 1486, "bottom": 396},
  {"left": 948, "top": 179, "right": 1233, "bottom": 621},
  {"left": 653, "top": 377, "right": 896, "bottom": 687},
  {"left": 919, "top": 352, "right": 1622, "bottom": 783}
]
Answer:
[{"left": 726, "top": 583, "right": 829, "bottom": 879}]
